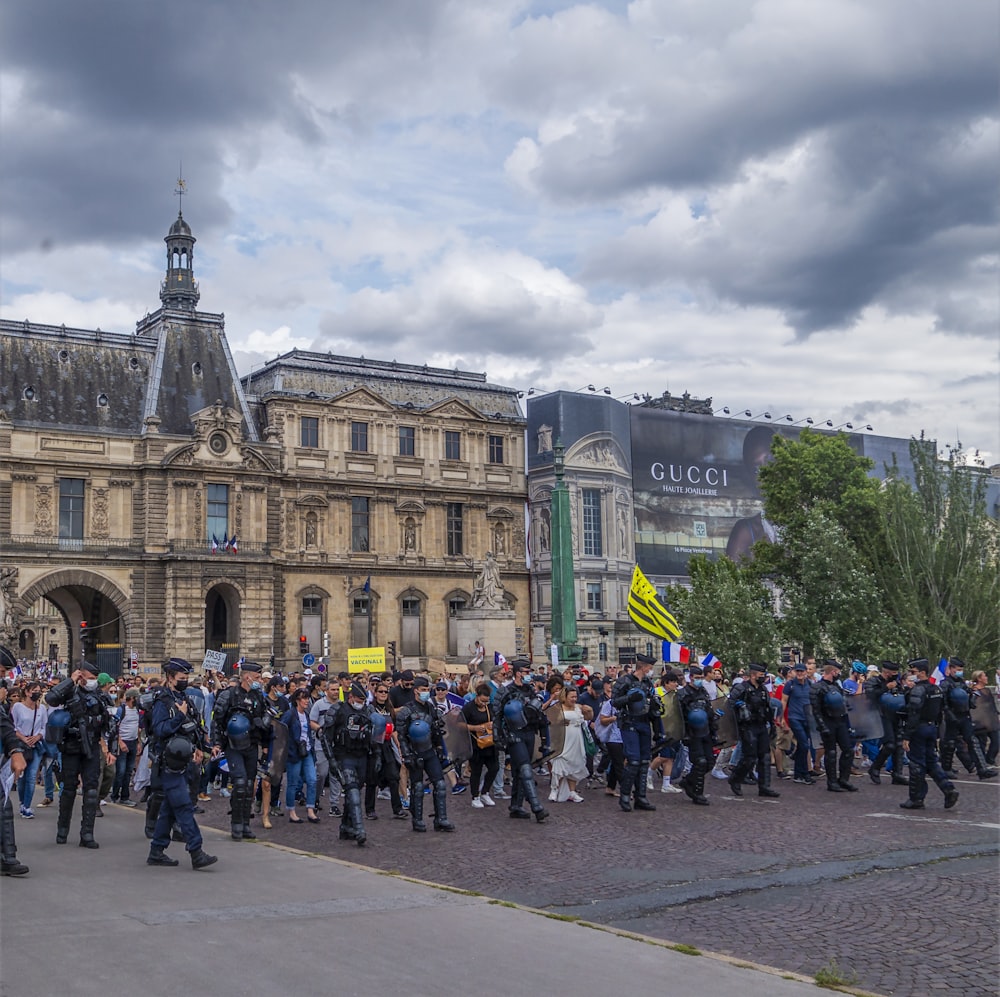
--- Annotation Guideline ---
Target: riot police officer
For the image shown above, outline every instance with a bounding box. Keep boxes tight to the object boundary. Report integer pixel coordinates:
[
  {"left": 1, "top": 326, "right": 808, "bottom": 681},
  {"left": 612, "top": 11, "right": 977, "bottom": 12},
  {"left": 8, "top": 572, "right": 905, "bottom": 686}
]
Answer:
[
  {"left": 211, "top": 661, "right": 269, "bottom": 841},
  {"left": 864, "top": 661, "right": 909, "bottom": 786},
  {"left": 675, "top": 664, "right": 717, "bottom": 805},
  {"left": 321, "top": 682, "right": 376, "bottom": 846},
  {"left": 727, "top": 663, "right": 780, "bottom": 799},
  {"left": 146, "top": 659, "right": 217, "bottom": 869},
  {"left": 939, "top": 658, "right": 997, "bottom": 780},
  {"left": 901, "top": 658, "right": 958, "bottom": 810},
  {"left": 810, "top": 660, "right": 859, "bottom": 794},
  {"left": 611, "top": 654, "right": 661, "bottom": 812},
  {"left": 495, "top": 660, "right": 550, "bottom": 822},
  {"left": 395, "top": 676, "right": 455, "bottom": 832},
  {"left": 44, "top": 661, "right": 113, "bottom": 847}
]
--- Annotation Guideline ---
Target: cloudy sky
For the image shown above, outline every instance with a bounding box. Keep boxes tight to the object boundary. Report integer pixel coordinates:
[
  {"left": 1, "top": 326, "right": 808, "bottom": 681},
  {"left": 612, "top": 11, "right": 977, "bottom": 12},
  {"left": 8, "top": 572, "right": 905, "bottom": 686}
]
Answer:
[{"left": 2, "top": 1, "right": 997, "bottom": 459}]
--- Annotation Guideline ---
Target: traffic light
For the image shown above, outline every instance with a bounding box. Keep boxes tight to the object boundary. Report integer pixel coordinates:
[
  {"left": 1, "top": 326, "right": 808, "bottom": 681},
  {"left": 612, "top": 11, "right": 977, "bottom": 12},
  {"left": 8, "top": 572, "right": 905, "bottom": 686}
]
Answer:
[
  {"left": 387, "top": 641, "right": 396, "bottom": 660},
  {"left": 80, "top": 621, "right": 88, "bottom": 636},
  {"left": 299, "top": 635, "right": 309, "bottom": 655}
]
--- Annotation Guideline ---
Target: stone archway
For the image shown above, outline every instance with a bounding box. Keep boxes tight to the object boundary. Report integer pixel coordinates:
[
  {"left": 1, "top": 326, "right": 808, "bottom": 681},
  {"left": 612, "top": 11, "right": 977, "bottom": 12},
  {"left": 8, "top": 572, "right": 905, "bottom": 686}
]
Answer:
[{"left": 15, "top": 568, "right": 131, "bottom": 669}]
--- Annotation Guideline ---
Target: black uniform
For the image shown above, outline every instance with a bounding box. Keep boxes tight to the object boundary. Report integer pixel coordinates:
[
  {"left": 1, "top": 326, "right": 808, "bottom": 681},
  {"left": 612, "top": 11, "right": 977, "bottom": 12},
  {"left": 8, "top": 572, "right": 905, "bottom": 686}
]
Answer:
[
  {"left": 45, "top": 675, "right": 111, "bottom": 846},
  {"left": 939, "top": 673, "right": 996, "bottom": 779},
  {"left": 1, "top": 701, "right": 28, "bottom": 875},
  {"left": 810, "top": 677, "right": 857, "bottom": 792},
  {"left": 864, "top": 671, "right": 908, "bottom": 785},
  {"left": 902, "top": 676, "right": 957, "bottom": 809},
  {"left": 495, "top": 679, "right": 550, "bottom": 821},
  {"left": 611, "top": 671, "right": 661, "bottom": 811},
  {"left": 212, "top": 680, "right": 269, "bottom": 840},
  {"left": 676, "top": 682, "right": 717, "bottom": 805},
  {"left": 727, "top": 675, "right": 780, "bottom": 798},
  {"left": 321, "top": 701, "right": 376, "bottom": 845},
  {"left": 365, "top": 703, "right": 404, "bottom": 817},
  {"left": 396, "top": 696, "right": 455, "bottom": 832}
]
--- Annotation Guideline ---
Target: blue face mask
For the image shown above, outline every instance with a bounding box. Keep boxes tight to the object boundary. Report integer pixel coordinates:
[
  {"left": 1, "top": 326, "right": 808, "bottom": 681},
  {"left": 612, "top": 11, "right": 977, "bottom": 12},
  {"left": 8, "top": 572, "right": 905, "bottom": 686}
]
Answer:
[
  {"left": 954, "top": 671, "right": 964, "bottom": 679},
  {"left": 250, "top": 681, "right": 262, "bottom": 692},
  {"left": 692, "top": 678, "right": 704, "bottom": 688},
  {"left": 418, "top": 690, "right": 431, "bottom": 703}
]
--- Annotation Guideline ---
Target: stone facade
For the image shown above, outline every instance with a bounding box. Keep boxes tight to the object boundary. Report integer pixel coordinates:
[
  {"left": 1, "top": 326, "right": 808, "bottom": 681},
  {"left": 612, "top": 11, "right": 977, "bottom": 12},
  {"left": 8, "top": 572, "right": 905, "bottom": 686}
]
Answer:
[{"left": 0, "top": 212, "right": 527, "bottom": 674}]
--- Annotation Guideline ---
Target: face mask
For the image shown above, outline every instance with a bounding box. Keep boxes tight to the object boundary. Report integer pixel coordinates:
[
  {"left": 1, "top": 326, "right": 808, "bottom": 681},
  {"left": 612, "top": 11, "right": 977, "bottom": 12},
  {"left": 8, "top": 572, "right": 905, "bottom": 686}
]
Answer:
[
  {"left": 418, "top": 690, "right": 431, "bottom": 703},
  {"left": 250, "top": 681, "right": 262, "bottom": 692},
  {"left": 692, "top": 678, "right": 703, "bottom": 688},
  {"left": 350, "top": 701, "right": 364, "bottom": 710},
  {"left": 954, "top": 671, "right": 964, "bottom": 679},
  {"left": 30, "top": 692, "right": 41, "bottom": 702},
  {"left": 175, "top": 679, "right": 189, "bottom": 692},
  {"left": 84, "top": 679, "right": 99, "bottom": 692}
]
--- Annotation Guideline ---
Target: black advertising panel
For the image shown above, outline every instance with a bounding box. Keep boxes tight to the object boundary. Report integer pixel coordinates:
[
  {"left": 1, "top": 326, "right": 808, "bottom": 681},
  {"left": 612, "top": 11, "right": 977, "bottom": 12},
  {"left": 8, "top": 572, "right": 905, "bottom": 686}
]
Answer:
[{"left": 630, "top": 408, "right": 803, "bottom": 577}]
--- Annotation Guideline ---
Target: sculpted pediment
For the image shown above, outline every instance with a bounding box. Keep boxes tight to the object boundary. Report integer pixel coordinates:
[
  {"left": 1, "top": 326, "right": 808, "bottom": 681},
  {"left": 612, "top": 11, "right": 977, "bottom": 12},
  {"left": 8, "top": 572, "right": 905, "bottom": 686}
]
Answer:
[
  {"left": 424, "top": 397, "right": 485, "bottom": 421},
  {"left": 330, "top": 387, "right": 394, "bottom": 412}
]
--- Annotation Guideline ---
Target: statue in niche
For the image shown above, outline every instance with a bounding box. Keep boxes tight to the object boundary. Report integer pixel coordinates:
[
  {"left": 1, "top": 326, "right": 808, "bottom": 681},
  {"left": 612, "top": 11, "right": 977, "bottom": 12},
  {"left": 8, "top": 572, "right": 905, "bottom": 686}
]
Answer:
[
  {"left": 471, "top": 552, "right": 504, "bottom": 610},
  {"left": 538, "top": 508, "right": 551, "bottom": 553},
  {"left": 305, "top": 511, "right": 318, "bottom": 548},
  {"left": 0, "top": 566, "right": 17, "bottom": 638},
  {"left": 403, "top": 519, "right": 416, "bottom": 552},
  {"left": 493, "top": 523, "right": 505, "bottom": 555}
]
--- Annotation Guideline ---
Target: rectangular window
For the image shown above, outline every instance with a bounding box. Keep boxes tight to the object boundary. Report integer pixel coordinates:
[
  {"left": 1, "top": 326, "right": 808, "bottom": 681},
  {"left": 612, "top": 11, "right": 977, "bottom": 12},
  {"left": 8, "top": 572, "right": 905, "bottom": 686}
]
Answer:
[
  {"left": 398, "top": 425, "right": 416, "bottom": 457},
  {"left": 444, "top": 430, "right": 461, "bottom": 461},
  {"left": 488, "top": 434, "right": 504, "bottom": 464},
  {"left": 58, "top": 478, "right": 85, "bottom": 540},
  {"left": 207, "top": 483, "right": 229, "bottom": 543},
  {"left": 353, "top": 596, "right": 369, "bottom": 617},
  {"left": 351, "top": 497, "right": 370, "bottom": 552},
  {"left": 302, "top": 597, "right": 321, "bottom": 616},
  {"left": 582, "top": 488, "right": 603, "bottom": 556},
  {"left": 402, "top": 598, "right": 421, "bottom": 617},
  {"left": 351, "top": 421, "right": 368, "bottom": 453},
  {"left": 586, "top": 583, "right": 603, "bottom": 612},
  {"left": 300, "top": 416, "right": 319, "bottom": 448},
  {"left": 446, "top": 502, "right": 463, "bottom": 556}
]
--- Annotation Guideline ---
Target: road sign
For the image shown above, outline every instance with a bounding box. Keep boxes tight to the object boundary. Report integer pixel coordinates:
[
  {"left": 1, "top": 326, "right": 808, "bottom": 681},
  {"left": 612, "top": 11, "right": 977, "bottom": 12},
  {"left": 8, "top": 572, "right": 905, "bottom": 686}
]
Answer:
[{"left": 302, "top": 653, "right": 316, "bottom": 667}]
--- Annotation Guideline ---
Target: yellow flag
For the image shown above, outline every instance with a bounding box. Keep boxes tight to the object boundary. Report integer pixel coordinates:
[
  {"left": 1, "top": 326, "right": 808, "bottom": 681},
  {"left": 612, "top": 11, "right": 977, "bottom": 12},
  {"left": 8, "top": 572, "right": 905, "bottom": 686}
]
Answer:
[{"left": 627, "top": 564, "right": 682, "bottom": 642}]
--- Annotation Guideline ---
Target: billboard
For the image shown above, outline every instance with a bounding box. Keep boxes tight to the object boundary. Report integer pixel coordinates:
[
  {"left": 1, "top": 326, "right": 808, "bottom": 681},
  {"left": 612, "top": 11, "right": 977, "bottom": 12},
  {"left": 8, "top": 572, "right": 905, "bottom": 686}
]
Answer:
[{"left": 631, "top": 408, "right": 816, "bottom": 576}]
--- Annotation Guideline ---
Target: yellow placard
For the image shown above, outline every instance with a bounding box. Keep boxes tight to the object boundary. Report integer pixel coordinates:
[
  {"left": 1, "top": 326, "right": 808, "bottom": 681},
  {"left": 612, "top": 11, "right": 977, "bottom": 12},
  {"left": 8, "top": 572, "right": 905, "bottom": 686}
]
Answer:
[{"left": 347, "top": 647, "right": 386, "bottom": 673}]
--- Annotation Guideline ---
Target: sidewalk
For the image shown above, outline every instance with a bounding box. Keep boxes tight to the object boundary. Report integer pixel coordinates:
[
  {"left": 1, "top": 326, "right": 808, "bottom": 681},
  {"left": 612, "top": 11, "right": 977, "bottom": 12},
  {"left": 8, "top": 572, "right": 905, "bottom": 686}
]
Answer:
[{"left": 2, "top": 805, "right": 825, "bottom": 997}]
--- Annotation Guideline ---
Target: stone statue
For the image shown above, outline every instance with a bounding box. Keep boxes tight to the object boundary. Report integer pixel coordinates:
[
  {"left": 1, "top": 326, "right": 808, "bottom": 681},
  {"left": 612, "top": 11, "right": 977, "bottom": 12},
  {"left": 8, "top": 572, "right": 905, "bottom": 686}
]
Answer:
[
  {"left": 538, "top": 509, "right": 551, "bottom": 553},
  {"left": 403, "top": 519, "right": 416, "bottom": 551},
  {"left": 536, "top": 424, "right": 553, "bottom": 454},
  {"left": 0, "top": 566, "right": 17, "bottom": 639},
  {"left": 471, "top": 552, "right": 504, "bottom": 610}
]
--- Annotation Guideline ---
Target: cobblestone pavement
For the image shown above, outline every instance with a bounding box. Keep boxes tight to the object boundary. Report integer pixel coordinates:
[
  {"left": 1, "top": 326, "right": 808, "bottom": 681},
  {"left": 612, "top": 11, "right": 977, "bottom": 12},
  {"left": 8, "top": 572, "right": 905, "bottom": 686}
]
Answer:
[{"left": 198, "top": 769, "right": 1000, "bottom": 996}]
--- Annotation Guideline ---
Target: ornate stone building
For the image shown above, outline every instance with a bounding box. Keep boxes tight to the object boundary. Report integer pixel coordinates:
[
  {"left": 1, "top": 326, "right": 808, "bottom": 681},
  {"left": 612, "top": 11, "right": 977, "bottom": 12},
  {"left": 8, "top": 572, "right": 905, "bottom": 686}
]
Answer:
[{"left": 0, "top": 212, "right": 527, "bottom": 673}]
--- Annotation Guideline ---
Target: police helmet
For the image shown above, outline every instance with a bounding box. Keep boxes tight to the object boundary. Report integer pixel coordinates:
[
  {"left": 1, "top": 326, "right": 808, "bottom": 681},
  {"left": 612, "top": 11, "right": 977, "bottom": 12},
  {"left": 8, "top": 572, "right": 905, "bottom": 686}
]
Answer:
[
  {"left": 502, "top": 699, "right": 527, "bottom": 730},
  {"left": 687, "top": 707, "right": 709, "bottom": 735},
  {"left": 408, "top": 717, "right": 433, "bottom": 750},
  {"left": 163, "top": 736, "right": 194, "bottom": 773}
]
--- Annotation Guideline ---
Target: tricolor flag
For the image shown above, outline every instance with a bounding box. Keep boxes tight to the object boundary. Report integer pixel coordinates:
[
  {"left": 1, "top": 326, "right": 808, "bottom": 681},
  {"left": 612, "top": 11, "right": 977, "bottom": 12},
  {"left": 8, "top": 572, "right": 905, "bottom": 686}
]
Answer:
[
  {"left": 628, "top": 565, "right": 682, "bottom": 642},
  {"left": 495, "top": 651, "right": 507, "bottom": 669},
  {"left": 663, "top": 642, "right": 691, "bottom": 664},
  {"left": 223, "top": 531, "right": 230, "bottom": 551},
  {"left": 211, "top": 534, "right": 219, "bottom": 554},
  {"left": 700, "top": 652, "right": 720, "bottom": 670},
  {"left": 930, "top": 658, "right": 948, "bottom": 684},
  {"left": 230, "top": 534, "right": 238, "bottom": 553}
]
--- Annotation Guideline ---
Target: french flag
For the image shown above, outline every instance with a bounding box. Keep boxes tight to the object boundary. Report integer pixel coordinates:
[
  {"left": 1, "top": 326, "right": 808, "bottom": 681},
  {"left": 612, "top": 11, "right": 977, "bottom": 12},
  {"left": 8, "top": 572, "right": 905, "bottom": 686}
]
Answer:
[
  {"left": 700, "top": 652, "right": 720, "bottom": 670},
  {"left": 930, "top": 658, "right": 948, "bottom": 684},
  {"left": 211, "top": 534, "right": 219, "bottom": 554},
  {"left": 230, "top": 535, "right": 238, "bottom": 554},
  {"left": 663, "top": 642, "right": 691, "bottom": 664},
  {"left": 495, "top": 651, "right": 508, "bottom": 669}
]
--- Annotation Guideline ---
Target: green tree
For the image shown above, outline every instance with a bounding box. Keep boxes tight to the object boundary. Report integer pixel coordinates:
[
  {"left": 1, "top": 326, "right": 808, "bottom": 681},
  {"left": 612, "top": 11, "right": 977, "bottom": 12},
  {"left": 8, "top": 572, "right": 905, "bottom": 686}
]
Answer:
[
  {"left": 877, "top": 440, "right": 1000, "bottom": 665},
  {"left": 666, "top": 555, "right": 780, "bottom": 669}
]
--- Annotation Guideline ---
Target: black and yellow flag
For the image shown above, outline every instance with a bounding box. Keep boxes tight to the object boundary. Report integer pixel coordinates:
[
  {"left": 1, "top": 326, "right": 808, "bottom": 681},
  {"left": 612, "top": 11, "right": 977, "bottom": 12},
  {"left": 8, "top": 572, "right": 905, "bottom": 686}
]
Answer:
[{"left": 627, "top": 564, "right": 682, "bottom": 642}]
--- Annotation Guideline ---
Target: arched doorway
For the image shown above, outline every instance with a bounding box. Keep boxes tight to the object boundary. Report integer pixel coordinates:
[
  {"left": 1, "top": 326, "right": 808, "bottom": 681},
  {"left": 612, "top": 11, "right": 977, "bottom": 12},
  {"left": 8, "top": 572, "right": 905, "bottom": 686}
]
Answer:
[
  {"left": 14, "top": 569, "right": 130, "bottom": 676},
  {"left": 205, "top": 583, "right": 242, "bottom": 672}
]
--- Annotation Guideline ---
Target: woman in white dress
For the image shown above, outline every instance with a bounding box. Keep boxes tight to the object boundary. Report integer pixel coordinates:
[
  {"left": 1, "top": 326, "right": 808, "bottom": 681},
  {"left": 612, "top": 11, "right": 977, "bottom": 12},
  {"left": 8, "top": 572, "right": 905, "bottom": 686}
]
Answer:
[{"left": 548, "top": 687, "right": 591, "bottom": 803}]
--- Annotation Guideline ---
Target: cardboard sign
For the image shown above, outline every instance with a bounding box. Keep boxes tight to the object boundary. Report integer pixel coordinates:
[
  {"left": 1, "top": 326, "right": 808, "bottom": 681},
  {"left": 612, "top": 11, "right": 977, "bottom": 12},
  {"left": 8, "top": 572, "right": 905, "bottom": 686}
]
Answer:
[{"left": 203, "top": 649, "right": 228, "bottom": 671}]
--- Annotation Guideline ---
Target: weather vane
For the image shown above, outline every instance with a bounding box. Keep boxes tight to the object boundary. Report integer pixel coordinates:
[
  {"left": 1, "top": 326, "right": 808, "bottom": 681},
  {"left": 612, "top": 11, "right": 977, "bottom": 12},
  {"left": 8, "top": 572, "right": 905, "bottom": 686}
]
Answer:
[{"left": 174, "top": 165, "right": 186, "bottom": 214}]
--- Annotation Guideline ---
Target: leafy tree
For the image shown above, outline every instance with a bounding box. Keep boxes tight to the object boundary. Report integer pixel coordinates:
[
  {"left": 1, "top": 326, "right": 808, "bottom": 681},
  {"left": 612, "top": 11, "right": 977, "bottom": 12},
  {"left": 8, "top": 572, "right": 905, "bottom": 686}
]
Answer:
[
  {"left": 876, "top": 440, "right": 1000, "bottom": 665},
  {"left": 666, "top": 555, "right": 780, "bottom": 669}
]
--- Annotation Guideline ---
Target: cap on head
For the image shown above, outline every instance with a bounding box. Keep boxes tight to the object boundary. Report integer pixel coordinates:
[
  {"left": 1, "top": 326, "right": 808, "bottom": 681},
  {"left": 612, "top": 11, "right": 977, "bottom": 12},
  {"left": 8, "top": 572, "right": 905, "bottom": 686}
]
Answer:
[
  {"left": 435, "top": 681, "right": 449, "bottom": 691},
  {"left": 125, "top": 687, "right": 140, "bottom": 700},
  {"left": 97, "top": 672, "right": 114, "bottom": 687},
  {"left": 908, "top": 657, "right": 930, "bottom": 674},
  {"left": 165, "top": 658, "right": 192, "bottom": 674},
  {"left": 949, "top": 658, "right": 965, "bottom": 669},
  {"left": 413, "top": 675, "right": 430, "bottom": 689},
  {"left": 349, "top": 682, "right": 367, "bottom": 701},
  {"left": 880, "top": 660, "right": 900, "bottom": 672},
  {"left": 240, "top": 661, "right": 263, "bottom": 673},
  {"left": 80, "top": 661, "right": 100, "bottom": 676},
  {"left": 636, "top": 653, "right": 655, "bottom": 666},
  {"left": 688, "top": 664, "right": 704, "bottom": 676},
  {"left": 512, "top": 659, "right": 532, "bottom": 673},
  {"left": 591, "top": 675, "right": 605, "bottom": 690},
  {"left": 748, "top": 662, "right": 766, "bottom": 674},
  {"left": 793, "top": 662, "right": 807, "bottom": 671}
]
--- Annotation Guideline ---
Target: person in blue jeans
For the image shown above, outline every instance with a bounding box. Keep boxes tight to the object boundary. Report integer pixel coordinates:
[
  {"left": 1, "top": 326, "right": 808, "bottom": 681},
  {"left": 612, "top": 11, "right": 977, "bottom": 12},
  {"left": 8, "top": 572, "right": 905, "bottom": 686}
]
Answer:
[
  {"left": 782, "top": 662, "right": 815, "bottom": 784},
  {"left": 11, "top": 683, "right": 47, "bottom": 817},
  {"left": 282, "top": 689, "right": 319, "bottom": 823}
]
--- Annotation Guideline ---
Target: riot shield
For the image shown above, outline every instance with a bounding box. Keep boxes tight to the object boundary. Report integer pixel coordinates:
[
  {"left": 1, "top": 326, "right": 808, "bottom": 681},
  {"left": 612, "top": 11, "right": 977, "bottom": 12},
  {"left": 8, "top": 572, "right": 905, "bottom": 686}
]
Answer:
[
  {"left": 266, "top": 716, "right": 289, "bottom": 780},
  {"left": 442, "top": 708, "right": 472, "bottom": 764},
  {"left": 971, "top": 692, "right": 1000, "bottom": 733},
  {"left": 544, "top": 703, "right": 567, "bottom": 760},
  {"left": 845, "top": 694, "right": 884, "bottom": 740},
  {"left": 711, "top": 697, "right": 738, "bottom": 749}
]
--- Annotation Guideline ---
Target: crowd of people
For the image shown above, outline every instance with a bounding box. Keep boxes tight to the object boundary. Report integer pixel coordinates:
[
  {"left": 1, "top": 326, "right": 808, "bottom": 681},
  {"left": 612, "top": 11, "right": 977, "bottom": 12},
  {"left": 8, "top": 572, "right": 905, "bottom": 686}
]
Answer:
[{"left": 1, "top": 647, "right": 997, "bottom": 876}]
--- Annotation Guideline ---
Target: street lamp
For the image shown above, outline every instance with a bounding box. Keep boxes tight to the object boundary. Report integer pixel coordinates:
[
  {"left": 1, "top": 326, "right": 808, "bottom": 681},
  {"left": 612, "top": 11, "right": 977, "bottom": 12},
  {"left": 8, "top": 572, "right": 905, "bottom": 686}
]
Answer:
[
  {"left": 775, "top": 414, "right": 794, "bottom": 422},
  {"left": 713, "top": 406, "right": 731, "bottom": 415},
  {"left": 791, "top": 417, "right": 814, "bottom": 426}
]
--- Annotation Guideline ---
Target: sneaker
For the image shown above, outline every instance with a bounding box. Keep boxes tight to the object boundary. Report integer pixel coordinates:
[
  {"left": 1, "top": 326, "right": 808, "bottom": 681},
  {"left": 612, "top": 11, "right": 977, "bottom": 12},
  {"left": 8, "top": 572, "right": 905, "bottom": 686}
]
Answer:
[
  {"left": 39, "top": 798, "right": 53, "bottom": 807},
  {"left": 661, "top": 783, "right": 682, "bottom": 794},
  {"left": 19, "top": 806, "right": 34, "bottom": 819},
  {"left": 451, "top": 784, "right": 467, "bottom": 795},
  {"left": 197, "top": 793, "right": 211, "bottom": 802},
  {"left": 220, "top": 788, "right": 231, "bottom": 798},
  {"left": 480, "top": 793, "right": 496, "bottom": 807},
  {"left": 100, "top": 799, "right": 108, "bottom": 807},
  {"left": 792, "top": 776, "right": 813, "bottom": 785},
  {"left": 568, "top": 791, "right": 584, "bottom": 803},
  {"left": 492, "top": 789, "right": 509, "bottom": 799},
  {"left": 471, "top": 797, "right": 485, "bottom": 809},
  {"left": 330, "top": 806, "right": 342, "bottom": 818},
  {"left": 121, "top": 800, "right": 138, "bottom": 808},
  {"left": 710, "top": 768, "right": 729, "bottom": 780},
  {"left": 377, "top": 789, "right": 391, "bottom": 800}
]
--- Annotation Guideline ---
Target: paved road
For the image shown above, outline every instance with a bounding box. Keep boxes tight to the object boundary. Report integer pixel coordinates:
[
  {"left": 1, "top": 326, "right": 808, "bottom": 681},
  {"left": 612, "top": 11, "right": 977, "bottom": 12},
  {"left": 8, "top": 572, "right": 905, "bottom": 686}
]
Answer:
[
  {"left": 192, "top": 767, "right": 1000, "bottom": 996},
  {"left": 3, "top": 808, "right": 822, "bottom": 997}
]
